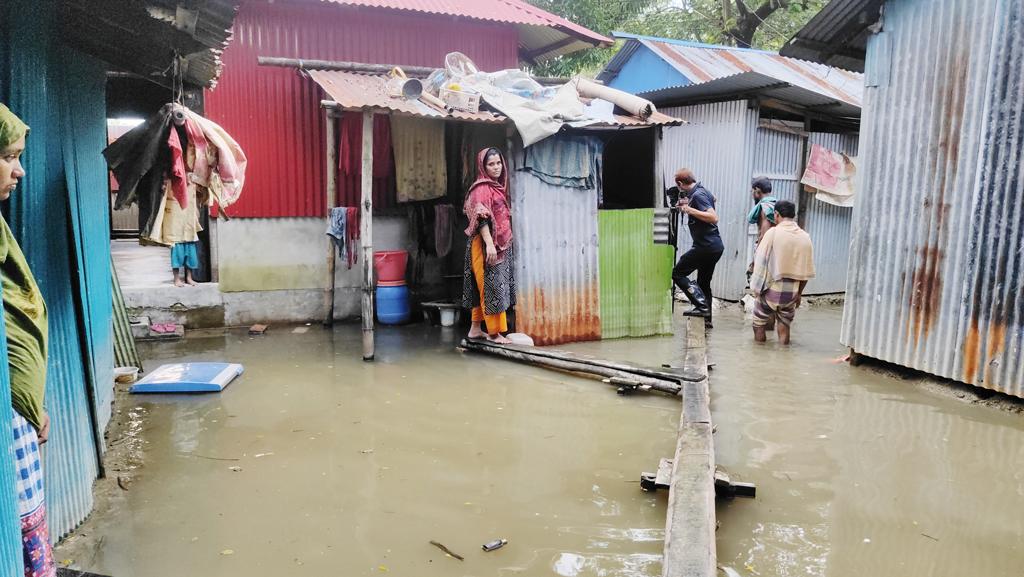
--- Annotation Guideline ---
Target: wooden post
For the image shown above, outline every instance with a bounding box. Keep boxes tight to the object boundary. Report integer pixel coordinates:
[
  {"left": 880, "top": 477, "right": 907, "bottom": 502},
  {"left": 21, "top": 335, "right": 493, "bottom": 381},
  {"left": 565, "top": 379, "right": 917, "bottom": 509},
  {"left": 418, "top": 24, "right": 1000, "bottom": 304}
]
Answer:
[
  {"left": 360, "top": 111, "right": 375, "bottom": 361},
  {"left": 324, "top": 111, "right": 338, "bottom": 326},
  {"left": 797, "top": 117, "right": 812, "bottom": 229}
]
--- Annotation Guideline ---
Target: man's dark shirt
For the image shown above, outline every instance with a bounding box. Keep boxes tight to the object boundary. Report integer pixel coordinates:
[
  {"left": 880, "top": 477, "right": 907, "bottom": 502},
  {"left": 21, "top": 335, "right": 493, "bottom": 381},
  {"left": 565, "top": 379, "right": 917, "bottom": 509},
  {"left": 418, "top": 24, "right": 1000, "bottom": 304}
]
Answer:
[{"left": 683, "top": 184, "right": 723, "bottom": 251}]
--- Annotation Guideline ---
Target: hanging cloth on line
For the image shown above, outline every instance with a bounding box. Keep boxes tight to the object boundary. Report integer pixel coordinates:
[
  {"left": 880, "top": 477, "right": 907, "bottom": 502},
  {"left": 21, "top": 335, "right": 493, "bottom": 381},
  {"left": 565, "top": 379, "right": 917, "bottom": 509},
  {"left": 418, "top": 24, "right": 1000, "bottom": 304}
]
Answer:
[
  {"left": 391, "top": 116, "right": 447, "bottom": 203},
  {"left": 521, "top": 135, "right": 603, "bottom": 190},
  {"left": 325, "top": 207, "right": 362, "bottom": 269}
]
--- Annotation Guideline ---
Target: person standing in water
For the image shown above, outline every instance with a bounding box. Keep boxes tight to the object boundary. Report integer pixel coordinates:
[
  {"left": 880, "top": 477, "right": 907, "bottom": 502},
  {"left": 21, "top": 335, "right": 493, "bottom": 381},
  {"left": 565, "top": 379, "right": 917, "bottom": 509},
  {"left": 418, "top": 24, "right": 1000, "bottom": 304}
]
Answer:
[
  {"left": 0, "top": 103, "right": 56, "bottom": 577},
  {"left": 463, "top": 148, "right": 515, "bottom": 344},
  {"left": 750, "top": 200, "right": 816, "bottom": 344}
]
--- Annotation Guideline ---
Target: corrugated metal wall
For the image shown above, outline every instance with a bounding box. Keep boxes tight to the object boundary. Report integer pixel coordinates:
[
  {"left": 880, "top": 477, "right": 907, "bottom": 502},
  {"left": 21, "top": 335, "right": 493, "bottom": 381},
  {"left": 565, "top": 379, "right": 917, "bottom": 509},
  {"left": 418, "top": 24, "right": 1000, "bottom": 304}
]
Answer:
[
  {"left": 804, "top": 132, "right": 859, "bottom": 294},
  {"left": 752, "top": 128, "right": 860, "bottom": 295},
  {"left": 64, "top": 50, "right": 116, "bottom": 435},
  {"left": 750, "top": 127, "right": 803, "bottom": 273},
  {"left": 598, "top": 209, "right": 674, "bottom": 339},
  {"left": 0, "top": 318, "right": 22, "bottom": 577},
  {"left": 842, "top": 0, "right": 1023, "bottom": 396},
  {"left": 511, "top": 173, "right": 600, "bottom": 345},
  {"left": 205, "top": 1, "right": 519, "bottom": 218},
  {"left": 2, "top": 1, "right": 109, "bottom": 539},
  {"left": 661, "top": 101, "right": 758, "bottom": 300}
]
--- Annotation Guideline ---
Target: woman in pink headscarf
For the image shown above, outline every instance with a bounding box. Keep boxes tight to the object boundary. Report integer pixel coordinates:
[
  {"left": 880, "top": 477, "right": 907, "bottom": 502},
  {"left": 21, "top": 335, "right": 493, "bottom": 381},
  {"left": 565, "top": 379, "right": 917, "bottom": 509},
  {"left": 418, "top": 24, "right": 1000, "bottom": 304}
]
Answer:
[{"left": 462, "top": 148, "right": 515, "bottom": 343}]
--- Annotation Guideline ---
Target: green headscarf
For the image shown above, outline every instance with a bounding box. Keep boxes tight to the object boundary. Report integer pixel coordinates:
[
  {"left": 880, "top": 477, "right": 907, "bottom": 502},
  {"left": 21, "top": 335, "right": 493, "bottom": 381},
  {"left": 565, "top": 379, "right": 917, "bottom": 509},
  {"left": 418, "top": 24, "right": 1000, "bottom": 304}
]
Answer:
[
  {"left": 0, "top": 103, "right": 29, "bottom": 150},
  {"left": 0, "top": 103, "right": 48, "bottom": 431}
]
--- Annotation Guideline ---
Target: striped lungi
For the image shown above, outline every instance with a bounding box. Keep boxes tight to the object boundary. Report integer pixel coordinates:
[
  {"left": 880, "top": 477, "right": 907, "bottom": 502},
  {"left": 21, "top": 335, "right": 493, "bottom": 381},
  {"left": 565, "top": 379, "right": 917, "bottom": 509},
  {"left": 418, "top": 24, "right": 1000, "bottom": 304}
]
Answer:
[
  {"left": 13, "top": 412, "right": 55, "bottom": 577},
  {"left": 752, "top": 278, "right": 802, "bottom": 328}
]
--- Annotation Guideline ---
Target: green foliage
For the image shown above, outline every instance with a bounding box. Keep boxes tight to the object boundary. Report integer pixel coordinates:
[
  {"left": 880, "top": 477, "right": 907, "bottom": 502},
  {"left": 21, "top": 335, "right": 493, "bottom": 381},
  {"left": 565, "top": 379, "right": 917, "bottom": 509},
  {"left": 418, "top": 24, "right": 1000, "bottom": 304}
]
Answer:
[{"left": 526, "top": 0, "right": 828, "bottom": 77}]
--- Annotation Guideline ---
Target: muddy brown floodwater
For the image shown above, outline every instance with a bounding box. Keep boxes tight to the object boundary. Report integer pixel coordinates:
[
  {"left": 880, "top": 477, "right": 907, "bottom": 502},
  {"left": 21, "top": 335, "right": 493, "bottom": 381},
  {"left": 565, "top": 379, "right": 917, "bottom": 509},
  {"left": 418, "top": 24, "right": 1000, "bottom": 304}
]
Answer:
[{"left": 57, "top": 306, "right": 1024, "bottom": 577}]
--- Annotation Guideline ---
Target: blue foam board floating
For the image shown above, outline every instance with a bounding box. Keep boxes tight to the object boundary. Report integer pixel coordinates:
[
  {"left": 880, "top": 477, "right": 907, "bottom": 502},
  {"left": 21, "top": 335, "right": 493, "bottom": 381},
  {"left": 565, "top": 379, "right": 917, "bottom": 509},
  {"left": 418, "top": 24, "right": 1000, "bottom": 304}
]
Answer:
[{"left": 131, "top": 362, "right": 244, "bottom": 394}]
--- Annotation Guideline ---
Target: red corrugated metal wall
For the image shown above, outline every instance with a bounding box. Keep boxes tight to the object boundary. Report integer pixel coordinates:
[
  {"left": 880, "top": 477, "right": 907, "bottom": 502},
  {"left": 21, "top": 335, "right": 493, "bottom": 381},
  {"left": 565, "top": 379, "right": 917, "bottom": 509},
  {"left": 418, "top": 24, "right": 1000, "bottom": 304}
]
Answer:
[{"left": 205, "top": 1, "right": 519, "bottom": 218}]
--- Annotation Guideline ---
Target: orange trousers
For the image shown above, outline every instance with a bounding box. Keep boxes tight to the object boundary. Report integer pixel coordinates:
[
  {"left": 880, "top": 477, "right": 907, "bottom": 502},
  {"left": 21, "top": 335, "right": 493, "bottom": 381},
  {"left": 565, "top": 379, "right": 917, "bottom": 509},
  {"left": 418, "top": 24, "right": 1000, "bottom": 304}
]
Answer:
[{"left": 470, "top": 236, "right": 508, "bottom": 335}]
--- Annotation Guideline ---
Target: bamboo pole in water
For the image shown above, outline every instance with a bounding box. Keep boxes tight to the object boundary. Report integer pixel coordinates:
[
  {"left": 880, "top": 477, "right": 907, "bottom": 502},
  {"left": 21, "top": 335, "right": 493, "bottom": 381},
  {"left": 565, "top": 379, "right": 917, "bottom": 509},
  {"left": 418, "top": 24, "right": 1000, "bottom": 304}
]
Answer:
[
  {"left": 324, "top": 110, "right": 338, "bottom": 326},
  {"left": 360, "top": 111, "right": 375, "bottom": 361}
]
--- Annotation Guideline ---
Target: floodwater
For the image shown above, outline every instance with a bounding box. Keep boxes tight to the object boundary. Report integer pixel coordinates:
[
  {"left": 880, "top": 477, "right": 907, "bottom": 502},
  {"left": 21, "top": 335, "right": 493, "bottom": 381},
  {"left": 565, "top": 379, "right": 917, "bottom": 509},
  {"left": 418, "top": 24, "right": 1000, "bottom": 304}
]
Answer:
[{"left": 58, "top": 307, "right": 1024, "bottom": 576}]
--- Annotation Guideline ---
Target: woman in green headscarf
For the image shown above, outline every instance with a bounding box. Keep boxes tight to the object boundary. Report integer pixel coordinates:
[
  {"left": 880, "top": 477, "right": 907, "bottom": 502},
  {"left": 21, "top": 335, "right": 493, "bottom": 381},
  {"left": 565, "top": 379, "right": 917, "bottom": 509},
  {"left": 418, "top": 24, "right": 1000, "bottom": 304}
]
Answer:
[{"left": 1, "top": 102, "right": 55, "bottom": 577}]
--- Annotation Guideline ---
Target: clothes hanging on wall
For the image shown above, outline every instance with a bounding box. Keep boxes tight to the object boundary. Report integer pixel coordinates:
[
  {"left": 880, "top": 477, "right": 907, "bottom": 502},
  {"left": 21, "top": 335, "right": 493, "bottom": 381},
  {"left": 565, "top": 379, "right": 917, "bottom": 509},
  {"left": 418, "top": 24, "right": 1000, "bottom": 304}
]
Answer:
[
  {"left": 326, "top": 206, "right": 348, "bottom": 263},
  {"left": 345, "top": 207, "right": 360, "bottom": 269},
  {"left": 337, "top": 112, "right": 396, "bottom": 209},
  {"left": 391, "top": 116, "right": 447, "bottom": 203},
  {"left": 521, "top": 135, "right": 604, "bottom": 190}
]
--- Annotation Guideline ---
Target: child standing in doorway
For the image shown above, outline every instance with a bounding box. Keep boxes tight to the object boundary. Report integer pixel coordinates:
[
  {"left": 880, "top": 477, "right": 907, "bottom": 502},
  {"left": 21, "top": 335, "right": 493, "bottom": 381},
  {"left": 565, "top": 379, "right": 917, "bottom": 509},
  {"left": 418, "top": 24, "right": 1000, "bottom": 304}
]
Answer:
[{"left": 171, "top": 241, "right": 199, "bottom": 287}]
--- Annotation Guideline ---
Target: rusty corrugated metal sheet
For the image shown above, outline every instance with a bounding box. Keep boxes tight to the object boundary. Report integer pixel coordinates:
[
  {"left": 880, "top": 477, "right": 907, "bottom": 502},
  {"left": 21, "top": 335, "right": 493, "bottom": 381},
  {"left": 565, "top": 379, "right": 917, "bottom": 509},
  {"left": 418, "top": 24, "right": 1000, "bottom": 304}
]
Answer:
[
  {"left": 308, "top": 69, "right": 681, "bottom": 129},
  {"left": 640, "top": 36, "right": 863, "bottom": 107},
  {"left": 310, "top": 70, "right": 506, "bottom": 123},
  {"left": 842, "top": 0, "right": 1023, "bottom": 397},
  {"left": 320, "top": 0, "right": 612, "bottom": 59},
  {"left": 661, "top": 101, "right": 758, "bottom": 301},
  {"left": 511, "top": 172, "right": 601, "bottom": 346},
  {"left": 204, "top": 0, "right": 520, "bottom": 218},
  {"left": 804, "top": 132, "right": 859, "bottom": 294}
]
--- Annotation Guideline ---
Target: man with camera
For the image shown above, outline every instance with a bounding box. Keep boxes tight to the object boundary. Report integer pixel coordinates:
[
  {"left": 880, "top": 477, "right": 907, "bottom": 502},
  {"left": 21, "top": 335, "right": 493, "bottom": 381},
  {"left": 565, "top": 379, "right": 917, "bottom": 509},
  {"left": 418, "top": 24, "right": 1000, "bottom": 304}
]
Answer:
[{"left": 667, "top": 168, "right": 723, "bottom": 328}]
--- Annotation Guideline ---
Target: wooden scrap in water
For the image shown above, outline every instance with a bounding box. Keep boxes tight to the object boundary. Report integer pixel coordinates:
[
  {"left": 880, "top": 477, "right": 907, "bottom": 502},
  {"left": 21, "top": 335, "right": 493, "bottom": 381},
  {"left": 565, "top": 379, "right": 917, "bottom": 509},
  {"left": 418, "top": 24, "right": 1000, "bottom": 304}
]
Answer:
[{"left": 429, "top": 540, "right": 464, "bottom": 561}]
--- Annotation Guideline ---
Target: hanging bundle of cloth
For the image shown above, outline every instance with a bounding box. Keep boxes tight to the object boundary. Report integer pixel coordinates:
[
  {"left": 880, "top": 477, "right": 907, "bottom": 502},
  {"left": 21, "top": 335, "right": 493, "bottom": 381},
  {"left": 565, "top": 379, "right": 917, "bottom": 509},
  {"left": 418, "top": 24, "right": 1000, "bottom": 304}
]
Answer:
[
  {"left": 103, "top": 103, "right": 247, "bottom": 245},
  {"left": 326, "top": 207, "right": 361, "bottom": 269},
  {"left": 338, "top": 112, "right": 396, "bottom": 209}
]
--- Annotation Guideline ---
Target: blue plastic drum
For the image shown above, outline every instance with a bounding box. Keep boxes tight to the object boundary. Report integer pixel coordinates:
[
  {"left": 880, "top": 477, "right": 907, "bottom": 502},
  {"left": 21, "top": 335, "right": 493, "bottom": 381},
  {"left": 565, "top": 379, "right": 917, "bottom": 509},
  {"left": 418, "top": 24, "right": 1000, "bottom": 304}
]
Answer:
[{"left": 376, "top": 282, "right": 410, "bottom": 324}]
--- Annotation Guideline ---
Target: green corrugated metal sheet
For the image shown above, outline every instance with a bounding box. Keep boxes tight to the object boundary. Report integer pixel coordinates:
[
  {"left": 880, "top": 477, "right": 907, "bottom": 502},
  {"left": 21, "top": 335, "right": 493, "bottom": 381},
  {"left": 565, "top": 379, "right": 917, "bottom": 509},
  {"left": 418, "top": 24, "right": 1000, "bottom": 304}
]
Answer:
[
  {"left": 599, "top": 209, "right": 674, "bottom": 339},
  {"left": 112, "top": 259, "right": 142, "bottom": 371}
]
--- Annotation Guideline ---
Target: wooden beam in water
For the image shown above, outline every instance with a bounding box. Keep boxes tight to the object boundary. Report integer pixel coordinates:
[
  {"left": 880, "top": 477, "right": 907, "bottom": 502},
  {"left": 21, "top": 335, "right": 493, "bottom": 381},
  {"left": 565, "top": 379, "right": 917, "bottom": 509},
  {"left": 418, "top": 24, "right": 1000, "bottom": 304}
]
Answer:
[
  {"left": 663, "top": 316, "right": 716, "bottom": 577},
  {"left": 458, "top": 339, "right": 682, "bottom": 396}
]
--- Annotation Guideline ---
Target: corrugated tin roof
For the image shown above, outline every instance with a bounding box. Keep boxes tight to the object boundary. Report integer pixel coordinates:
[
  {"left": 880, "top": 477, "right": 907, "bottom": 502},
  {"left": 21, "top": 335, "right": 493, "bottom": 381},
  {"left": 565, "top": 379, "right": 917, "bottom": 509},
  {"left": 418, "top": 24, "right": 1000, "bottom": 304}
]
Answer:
[
  {"left": 780, "top": 0, "right": 883, "bottom": 72},
  {"left": 309, "top": 69, "right": 507, "bottom": 122},
  {"left": 60, "top": 0, "right": 238, "bottom": 87},
  {"left": 641, "top": 71, "right": 862, "bottom": 119},
  {"left": 320, "top": 0, "right": 612, "bottom": 61},
  {"left": 600, "top": 33, "right": 863, "bottom": 116},
  {"left": 307, "top": 69, "right": 682, "bottom": 128}
]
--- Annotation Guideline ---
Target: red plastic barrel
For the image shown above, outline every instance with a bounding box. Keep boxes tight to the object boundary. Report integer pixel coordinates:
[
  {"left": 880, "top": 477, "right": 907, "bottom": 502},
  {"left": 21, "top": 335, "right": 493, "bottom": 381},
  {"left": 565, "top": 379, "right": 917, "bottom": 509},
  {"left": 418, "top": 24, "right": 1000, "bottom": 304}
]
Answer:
[{"left": 373, "top": 250, "right": 408, "bottom": 282}]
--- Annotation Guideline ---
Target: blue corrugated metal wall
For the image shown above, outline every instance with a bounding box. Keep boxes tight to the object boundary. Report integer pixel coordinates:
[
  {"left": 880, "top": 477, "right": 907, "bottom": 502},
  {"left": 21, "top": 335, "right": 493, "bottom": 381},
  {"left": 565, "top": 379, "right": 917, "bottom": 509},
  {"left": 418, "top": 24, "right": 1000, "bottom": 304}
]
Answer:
[
  {"left": 607, "top": 44, "right": 690, "bottom": 95},
  {"left": 1, "top": 0, "right": 112, "bottom": 542},
  {"left": 63, "top": 50, "right": 116, "bottom": 436},
  {"left": 0, "top": 317, "right": 22, "bottom": 577}
]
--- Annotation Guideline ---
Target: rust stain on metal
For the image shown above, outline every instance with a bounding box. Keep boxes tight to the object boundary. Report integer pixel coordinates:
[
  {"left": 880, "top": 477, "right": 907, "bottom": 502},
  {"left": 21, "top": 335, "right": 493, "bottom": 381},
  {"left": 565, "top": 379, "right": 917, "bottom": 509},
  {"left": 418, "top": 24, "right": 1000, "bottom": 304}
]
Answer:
[
  {"left": 652, "top": 41, "right": 715, "bottom": 83},
  {"left": 962, "top": 319, "right": 981, "bottom": 384},
  {"left": 908, "top": 48, "right": 969, "bottom": 345},
  {"left": 982, "top": 323, "right": 1007, "bottom": 385},
  {"left": 520, "top": 286, "right": 600, "bottom": 346},
  {"left": 908, "top": 245, "right": 944, "bottom": 341}
]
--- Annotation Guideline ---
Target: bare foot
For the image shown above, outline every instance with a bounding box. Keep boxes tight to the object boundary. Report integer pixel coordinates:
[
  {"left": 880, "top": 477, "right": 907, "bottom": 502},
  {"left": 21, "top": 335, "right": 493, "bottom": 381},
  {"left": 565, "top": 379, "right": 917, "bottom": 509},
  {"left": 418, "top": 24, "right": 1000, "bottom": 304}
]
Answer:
[
  {"left": 487, "top": 334, "right": 513, "bottom": 344},
  {"left": 467, "top": 326, "right": 486, "bottom": 340},
  {"left": 174, "top": 279, "right": 185, "bottom": 287},
  {"left": 186, "top": 278, "right": 198, "bottom": 286}
]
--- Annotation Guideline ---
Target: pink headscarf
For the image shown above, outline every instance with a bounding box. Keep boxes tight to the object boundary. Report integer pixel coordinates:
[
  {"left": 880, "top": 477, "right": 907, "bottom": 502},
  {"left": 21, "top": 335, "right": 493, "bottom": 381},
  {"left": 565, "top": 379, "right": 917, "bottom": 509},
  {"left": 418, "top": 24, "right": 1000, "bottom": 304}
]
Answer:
[{"left": 463, "top": 148, "right": 513, "bottom": 263}]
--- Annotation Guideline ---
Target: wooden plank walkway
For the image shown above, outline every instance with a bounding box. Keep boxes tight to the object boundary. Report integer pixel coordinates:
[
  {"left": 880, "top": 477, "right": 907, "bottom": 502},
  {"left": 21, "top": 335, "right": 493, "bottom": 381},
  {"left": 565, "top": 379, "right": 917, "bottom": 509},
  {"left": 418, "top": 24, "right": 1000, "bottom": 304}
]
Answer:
[
  {"left": 459, "top": 317, "right": 717, "bottom": 577},
  {"left": 663, "top": 316, "right": 715, "bottom": 577}
]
